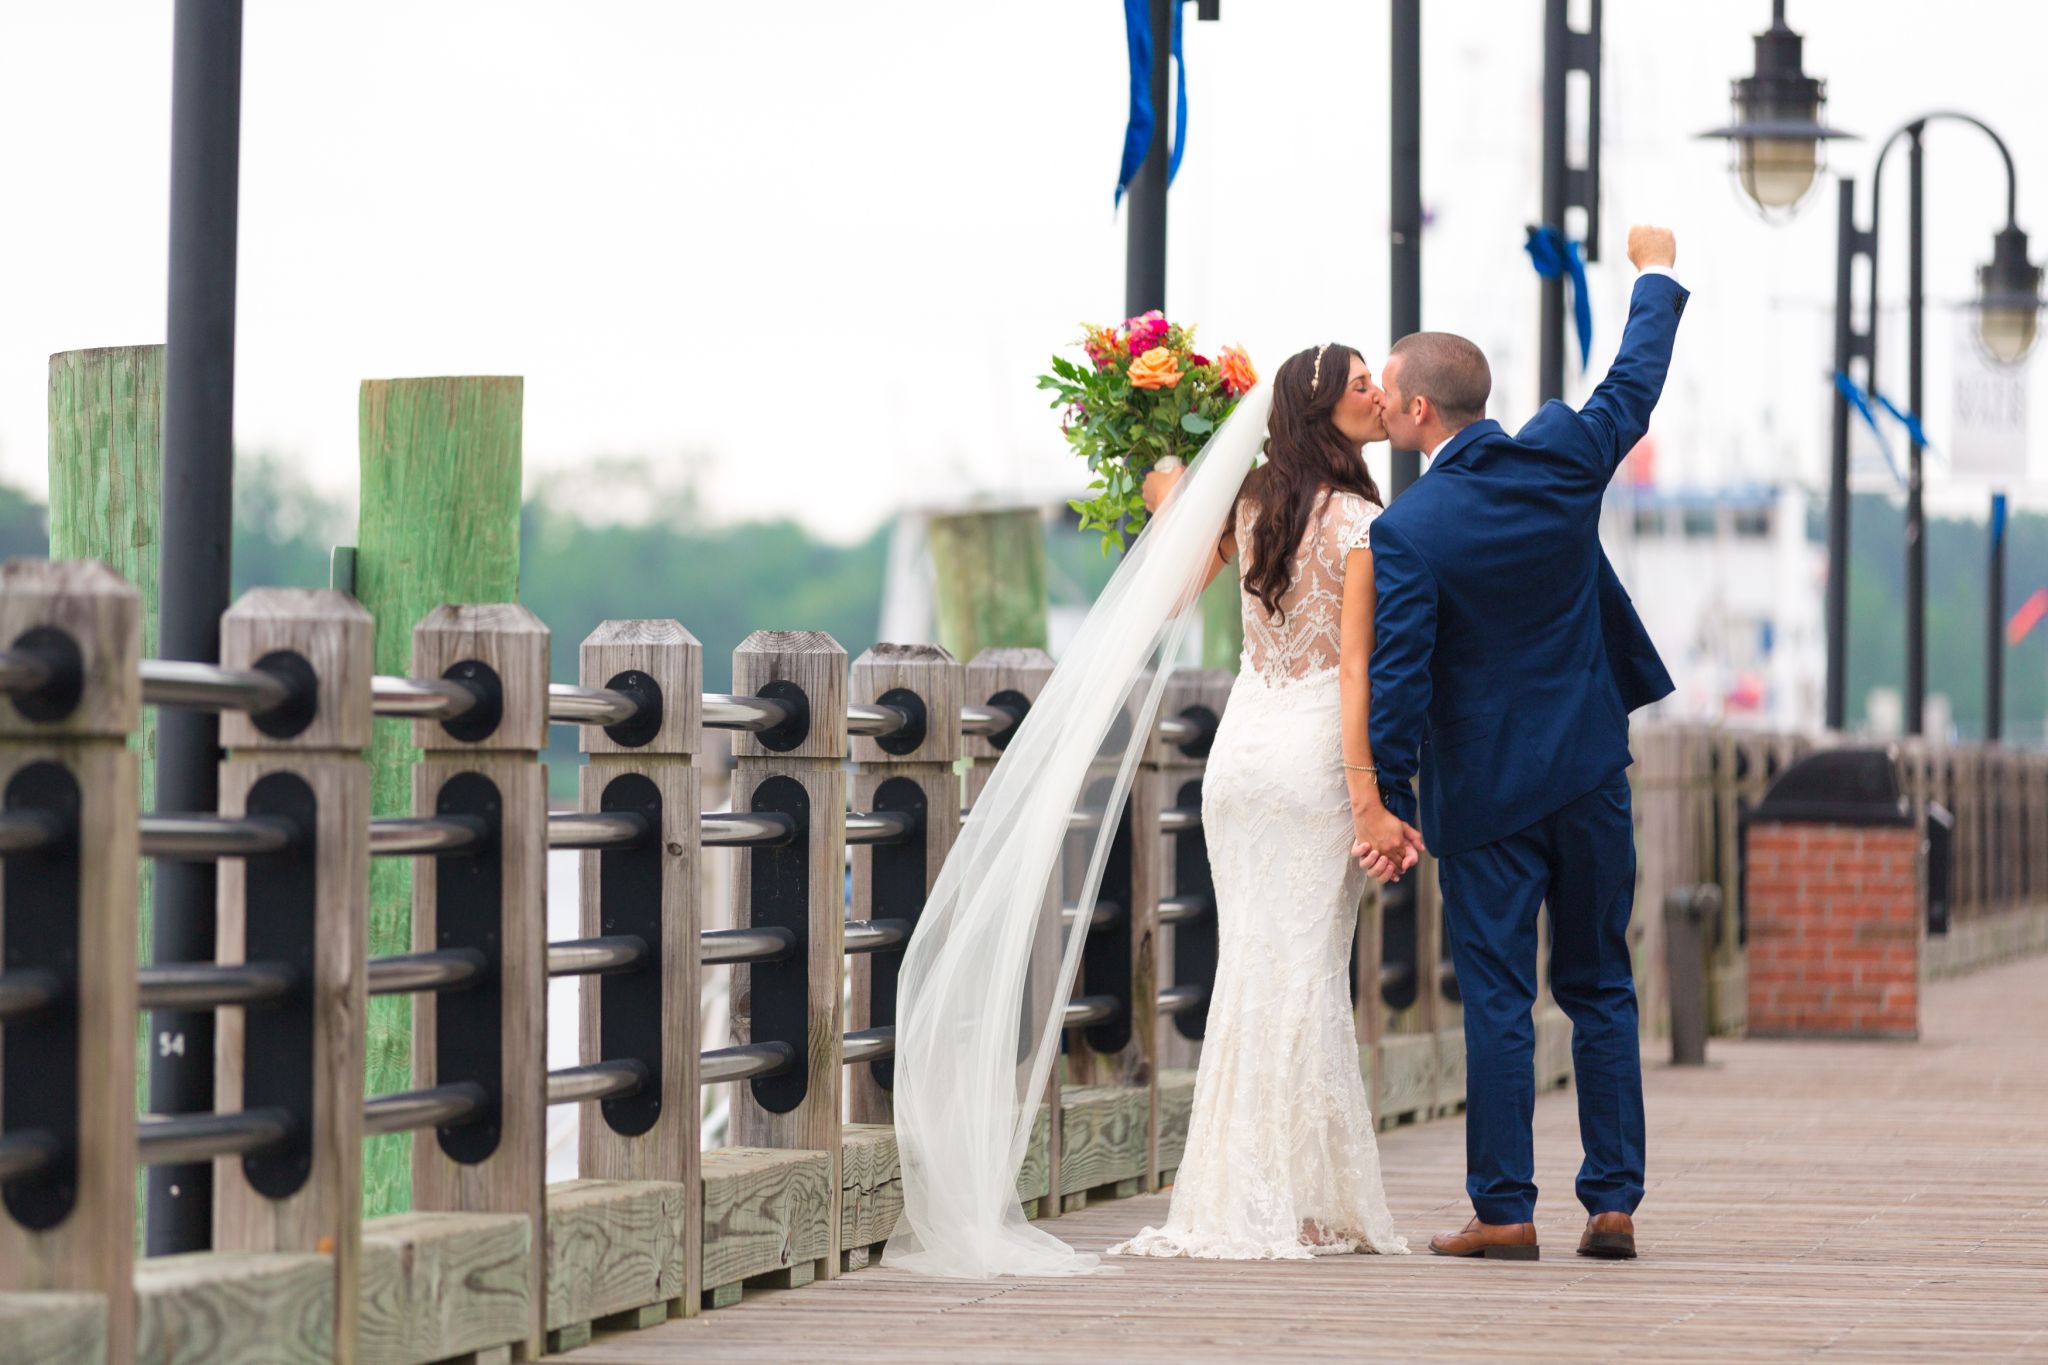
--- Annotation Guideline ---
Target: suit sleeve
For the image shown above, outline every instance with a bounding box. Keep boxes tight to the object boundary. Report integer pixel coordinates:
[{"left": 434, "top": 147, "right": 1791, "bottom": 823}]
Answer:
[
  {"left": 1368, "top": 517, "right": 1436, "bottom": 826},
  {"left": 1576, "top": 272, "right": 1689, "bottom": 479}
]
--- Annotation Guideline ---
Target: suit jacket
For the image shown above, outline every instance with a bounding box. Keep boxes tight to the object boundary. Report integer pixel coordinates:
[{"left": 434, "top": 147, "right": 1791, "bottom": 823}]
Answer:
[{"left": 1368, "top": 272, "right": 1686, "bottom": 856}]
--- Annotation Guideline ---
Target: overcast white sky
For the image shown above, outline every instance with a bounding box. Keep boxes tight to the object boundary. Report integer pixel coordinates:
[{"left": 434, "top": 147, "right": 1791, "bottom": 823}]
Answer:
[{"left": 1, "top": 1, "right": 2041, "bottom": 542}]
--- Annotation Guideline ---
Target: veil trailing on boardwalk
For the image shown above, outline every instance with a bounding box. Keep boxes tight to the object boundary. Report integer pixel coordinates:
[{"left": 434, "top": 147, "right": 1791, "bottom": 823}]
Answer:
[{"left": 885, "top": 381, "right": 1273, "bottom": 1278}]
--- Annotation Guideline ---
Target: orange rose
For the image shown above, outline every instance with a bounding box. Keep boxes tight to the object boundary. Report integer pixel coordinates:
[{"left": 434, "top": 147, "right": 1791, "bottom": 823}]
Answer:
[
  {"left": 1218, "top": 344, "right": 1257, "bottom": 396},
  {"left": 1128, "top": 345, "right": 1183, "bottom": 390}
]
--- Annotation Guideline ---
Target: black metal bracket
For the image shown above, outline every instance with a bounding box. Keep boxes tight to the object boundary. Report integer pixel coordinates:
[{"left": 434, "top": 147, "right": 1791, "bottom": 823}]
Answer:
[
  {"left": 863, "top": 777, "right": 928, "bottom": 1091},
  {"left": 601, "top": 670, "right": 664, "bottom": 750},
  {"left": 1563, "top": 0, "right": 1603, "bottom": 260},
  {"left": 1081, "top": 789, "right": 1135, "bottom": 1055},
  {"left": 747, "top": 776, "right": 811, "bottom": 1115},
  {"left": 1173, "top": 706, "right": 1219, "bottom": 761},
  {"left": 873, "top": 688, "right": 928, "bottom": 758},
  {"left": 596, "top": 772, "right": 663, "bottom": 1136},
  {"left": 239, "top": 772, "right": 316, "bottom": 1198},
  {"left": 431, "top": 772, "right": 504, "bottom": 1163},
  {"left": 984, "top": 689, "right": 1030, "bottom": 752},
  {"left": 439, "top": 661, "right": 504, "bottom": 745},
  {"left": 1169, "top": 778, "right": 1215, "bottom": 1041},
  {"left": 249, "top": 650, "right": 320, "bottom": 741},
  {"left": 4, "top": 627, "right": 84, "bottom": 725},
  {"left": 753, "top": 680, "right": 811, "bottom": 754},
  {"left": 1, "top": 762, "right": 80, "bottom": 1230}
]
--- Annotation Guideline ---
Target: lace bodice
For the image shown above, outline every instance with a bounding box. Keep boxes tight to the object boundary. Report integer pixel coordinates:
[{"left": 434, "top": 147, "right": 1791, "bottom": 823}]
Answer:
[{"left": 1235, "top": 488, "right": 1378, "bottom": 685}]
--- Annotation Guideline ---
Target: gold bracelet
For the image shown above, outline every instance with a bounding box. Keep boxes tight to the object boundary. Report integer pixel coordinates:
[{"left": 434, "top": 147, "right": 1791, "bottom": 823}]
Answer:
[{"left": 1343, "top": 762, "right": 1378, "bottom": 775}]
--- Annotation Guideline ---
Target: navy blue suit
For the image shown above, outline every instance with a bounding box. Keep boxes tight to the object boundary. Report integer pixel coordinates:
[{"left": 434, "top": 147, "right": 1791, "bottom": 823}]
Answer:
[{"left": 1369, "top": 272, "right": 1686, "bottom": 1223}]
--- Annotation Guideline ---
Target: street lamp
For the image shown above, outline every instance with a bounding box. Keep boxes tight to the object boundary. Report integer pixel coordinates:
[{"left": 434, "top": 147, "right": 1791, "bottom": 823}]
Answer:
[
  {"left": 1700, "top": 1, "right": 1853, "bottom": 219},
  {"left": 1979, "top": 223, "right": 2044, "bottom": 365}
]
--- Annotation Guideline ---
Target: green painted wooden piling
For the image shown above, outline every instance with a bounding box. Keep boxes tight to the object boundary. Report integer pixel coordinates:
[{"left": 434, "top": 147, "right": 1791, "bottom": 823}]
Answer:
[
  {"left": 355, "top": 376, "right": 524, "bottom": 1216},
  {"left": 926, "top": 508, "right": 1049, "bottom": 659},
  {"left": 47, "top": 343, "right": 165, "bottom": 1235}
]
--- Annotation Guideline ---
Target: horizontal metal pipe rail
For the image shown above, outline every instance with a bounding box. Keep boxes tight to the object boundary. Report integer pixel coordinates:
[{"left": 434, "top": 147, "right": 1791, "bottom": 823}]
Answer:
[
  {"left": 0, "top": 968, "right": 61, "bottom": 1020},
  {"left": 0, "top": 648, "right": 53, "bottom": 696},
  {"left": 140, "top": 813, "right": 294, "bottom": 860},
  {"left": 0, "top": 1130, "right": 59, "bottom": 1182},
  {"left": 548, "top": 936, "right": 648, "bottom": 978},
  {"left": 699, "top": 1041, "right": 796, "bottom": 1085},
  {"left": 362, "top": 1082, "right": 488, "bottom": 1138},
  {"left": 1062, "top": 994, "right": 1119, "bottom": 1027},
  {"left": 699, "top": 926, "right": 797, "bottom": 967},
  {"left": 546, "top": 1060, "right": 648, "bottom": 1107},
  {"left": 139, "top": 658, "right": 292, "bottom": 715},
  {"left": 366, "top": 948, "right": 487, "bottom": 998},
  {"left": 1159, "top": 806, "right": 1202, "bottom": 834},
  {"left": 370, "top": 815, "right": 486, "bottom": 857},
  {"left": 1156, "top": 715, "right": 1204, "bottom": 746},
  {"left": 701, "top": 811, "right": 797, "bottom": 849},
  {"left": 846, "top": 702, "right": 914, "bottom": 738},
  {"left": 843, "top": 919, "right": 910, "bottom": 955},
  {"left": 0, "top": 810, "right": 62, "bottom": 855},
  {"left": 1157, "top": 984, "right": 1207, "bottom": 1016},
  {"left": 1061, "top": 900, "right": 1121, "bottom": 933},
  {"left": 701, "top": 693, "right": 794, "bottom": 734},
  {"left": 546, "top": 683, "right": 639, "bottom": 727},
  {"left": 958, "top": 703, "right": 1021, "bottom": 738},
  {"left": 546, "top": 811, "right": 649, "bottom": 850},
  {"left": 370, "top": 674, "right": 479, "bottom": 720},
  {"left": 842, "top": 1026, "right": 894, "bottom": 1065},
  {"left": 1157, "top": 894, "right": 1209, "bottom": 925},
  {"left": 136, "top": 962, "right": 295, "bottom": 1011},
  {"left": 845, "top": 811, "right": 916, "bottom": 847},
  {"left": 138, "top": 1107, "right": 291, "bottom": 1166}
]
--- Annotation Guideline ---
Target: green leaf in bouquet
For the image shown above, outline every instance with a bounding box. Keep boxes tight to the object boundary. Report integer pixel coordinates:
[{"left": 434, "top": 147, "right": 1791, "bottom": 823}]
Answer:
[{"left": 1180, "top": 411, "right": 1213, "bottom": 435}]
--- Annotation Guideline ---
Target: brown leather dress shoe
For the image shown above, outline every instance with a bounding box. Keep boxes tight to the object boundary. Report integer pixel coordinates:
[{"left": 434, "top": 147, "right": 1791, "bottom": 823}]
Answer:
[
  {"left": 1576, "top": 1211, "right": 1637, "bottom": 1260},
  {"left": 1428, "top": 1217, "right": 1539, "bottom": 1261}
]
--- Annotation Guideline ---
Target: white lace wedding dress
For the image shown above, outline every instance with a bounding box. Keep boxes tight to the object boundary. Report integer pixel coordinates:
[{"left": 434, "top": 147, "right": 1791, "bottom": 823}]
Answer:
[{"left": 1109, "top": 487, "right": 1409, "bottom": 1260}]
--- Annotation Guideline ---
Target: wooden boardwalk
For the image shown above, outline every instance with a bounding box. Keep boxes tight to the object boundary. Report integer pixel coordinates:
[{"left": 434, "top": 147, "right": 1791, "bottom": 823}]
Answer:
[{"left": 562, "top": 955, "right": 2048, "bottom": 1363}]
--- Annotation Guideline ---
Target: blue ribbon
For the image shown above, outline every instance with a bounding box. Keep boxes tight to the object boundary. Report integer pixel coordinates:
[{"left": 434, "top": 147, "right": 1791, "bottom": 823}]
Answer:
[
  {"left": 1116, "top": 1, "right": 1189, "bottom": 206},
  {"left": 1834, "top": 372, "right": 1907, "bottom": 487},
  {"left": 1523, "top": 225, "right": 1592, "bottom": 370},
  {"left": 1870, "top": 388, "right": 1935, "bottom": 455}
]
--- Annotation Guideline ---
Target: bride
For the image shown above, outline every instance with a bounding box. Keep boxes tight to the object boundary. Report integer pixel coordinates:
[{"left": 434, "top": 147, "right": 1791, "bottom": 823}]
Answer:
[{"left": 886, "top": 342, "right": 1413, "bottom": 1278}]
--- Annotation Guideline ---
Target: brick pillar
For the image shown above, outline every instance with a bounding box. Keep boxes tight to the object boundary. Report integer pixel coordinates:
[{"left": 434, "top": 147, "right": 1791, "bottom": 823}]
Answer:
[{"left": 1744, "top": 750, "right": 1921, "bottom": 1041}]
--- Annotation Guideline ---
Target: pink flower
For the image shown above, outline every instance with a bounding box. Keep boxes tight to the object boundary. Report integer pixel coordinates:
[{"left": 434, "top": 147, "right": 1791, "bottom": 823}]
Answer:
[{"left": 1124, "top": 309, "right": 1169, "bottom": 355}]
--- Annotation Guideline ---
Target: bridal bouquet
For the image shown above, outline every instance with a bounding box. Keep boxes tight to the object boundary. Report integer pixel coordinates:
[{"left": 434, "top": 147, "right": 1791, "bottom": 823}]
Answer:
[{"left": 1038, "top": 312, "right": 1256, "bottom": 553}]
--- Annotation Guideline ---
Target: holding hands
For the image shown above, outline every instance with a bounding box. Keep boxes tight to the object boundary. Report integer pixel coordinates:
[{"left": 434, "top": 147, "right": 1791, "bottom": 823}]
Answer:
[{"left": 1352, "top": 806, "right": 1423, "bottom": 883}]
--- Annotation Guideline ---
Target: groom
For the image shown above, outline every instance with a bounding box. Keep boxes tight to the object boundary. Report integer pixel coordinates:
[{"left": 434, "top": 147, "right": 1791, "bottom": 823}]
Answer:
[{"left": 1358, "top": 225, "right": 1686, "bottom": 1262}]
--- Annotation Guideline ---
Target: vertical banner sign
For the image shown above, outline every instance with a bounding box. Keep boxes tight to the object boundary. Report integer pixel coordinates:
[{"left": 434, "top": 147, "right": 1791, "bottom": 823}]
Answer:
[{"left": 1952, "top": 324, "right": 2030, "bottom": 485}]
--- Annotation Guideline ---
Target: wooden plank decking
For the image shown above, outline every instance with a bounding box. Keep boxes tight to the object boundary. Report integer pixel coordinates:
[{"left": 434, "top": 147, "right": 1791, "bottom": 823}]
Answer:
[{"left": 560, "top": 954, "right": 2048, "bottom": 1362}]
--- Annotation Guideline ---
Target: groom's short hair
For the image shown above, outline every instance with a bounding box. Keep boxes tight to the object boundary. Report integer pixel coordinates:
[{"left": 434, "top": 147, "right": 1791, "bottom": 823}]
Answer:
[{"left": 1389, "top": 332, "right": 1490, "bottom": 430}]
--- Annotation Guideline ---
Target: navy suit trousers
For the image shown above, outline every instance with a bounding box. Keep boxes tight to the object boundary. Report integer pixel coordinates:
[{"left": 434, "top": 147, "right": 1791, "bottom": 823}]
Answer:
[{"left": 1436, "top": 771, "right": 1645, "bottom": 1224}]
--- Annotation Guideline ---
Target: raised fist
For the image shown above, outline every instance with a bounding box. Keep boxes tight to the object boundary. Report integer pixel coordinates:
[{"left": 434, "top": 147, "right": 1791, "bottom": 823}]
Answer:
[{"left": 1627, "top": 224, "right": 1677, "bottom": 271}]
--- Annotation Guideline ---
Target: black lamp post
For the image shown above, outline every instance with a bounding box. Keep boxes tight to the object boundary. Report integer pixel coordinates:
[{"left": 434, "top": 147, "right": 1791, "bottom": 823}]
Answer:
[
  {"left": 1703, "top": 6, "right": 2044, "bottom": 739},
  {"left": 1820, "top": 114, "right": 2038, "bottom": 739},
  {"left": 1123, "top": 0, "right": 1221, "bottom": 319},
  {"left": 1389, "top": 0, "right": 1421, "bottom": 499},
  {"left": 1537, "top": 0, "right": 1601, "bottom": 407}
]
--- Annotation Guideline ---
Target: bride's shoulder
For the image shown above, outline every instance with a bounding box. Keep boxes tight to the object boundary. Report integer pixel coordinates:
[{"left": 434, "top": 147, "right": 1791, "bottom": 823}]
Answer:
[{"left": 1327, "top": 487, "right": 1379, "bottom": 551}]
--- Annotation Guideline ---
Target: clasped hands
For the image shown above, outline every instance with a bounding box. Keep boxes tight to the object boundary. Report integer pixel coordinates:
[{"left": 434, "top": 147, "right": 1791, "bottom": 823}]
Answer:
[{"left": 1353, "top": 806, "right": 1423, "bottom": 883}]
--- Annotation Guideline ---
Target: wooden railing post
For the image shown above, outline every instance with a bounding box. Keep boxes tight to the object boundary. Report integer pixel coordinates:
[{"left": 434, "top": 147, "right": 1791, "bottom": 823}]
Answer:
[
  {"left": 408, "top": 604, "right": 550, "bottom": 1360},
  {"left": 961, "top": 648, "right": 1058, "bottom": 1217},
  {"left": 548, "top": 620, "right": 702, "bottom": 1344},
  {"left": 0, "top": 560, "right": 141, "bottom": 1363},
  {"left": 210, "top": 589, "right": 372, "bottom": 1365},
  {"left": 843, "top": 644, "right": 962, "bottom": 1267},
  {"left": 728, "top": 632, "right": 846, "bottom": 1287}
]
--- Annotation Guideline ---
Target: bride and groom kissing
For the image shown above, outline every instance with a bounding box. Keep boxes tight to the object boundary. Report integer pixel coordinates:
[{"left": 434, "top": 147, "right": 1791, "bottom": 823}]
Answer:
[{"left": 885, "top": 225, "right": 1687, "bottom": 1276}]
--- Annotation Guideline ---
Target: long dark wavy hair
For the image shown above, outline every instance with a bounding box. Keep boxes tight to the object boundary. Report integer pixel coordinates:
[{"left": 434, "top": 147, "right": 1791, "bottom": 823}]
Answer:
[{"left": 1236, "top": 343, "right": 1383, "bottom": 622}]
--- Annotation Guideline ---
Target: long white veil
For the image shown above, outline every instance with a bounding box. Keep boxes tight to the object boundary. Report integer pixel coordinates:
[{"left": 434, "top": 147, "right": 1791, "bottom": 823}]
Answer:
[{"left": 885, "top": 380, "right": 1273, "bottom": 1278}]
